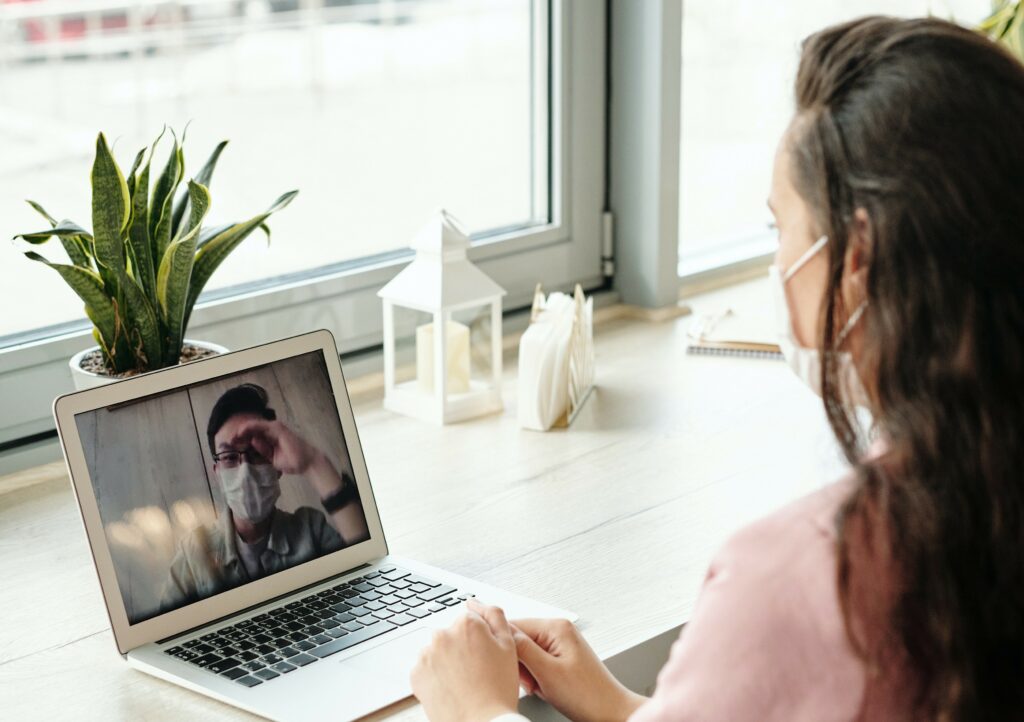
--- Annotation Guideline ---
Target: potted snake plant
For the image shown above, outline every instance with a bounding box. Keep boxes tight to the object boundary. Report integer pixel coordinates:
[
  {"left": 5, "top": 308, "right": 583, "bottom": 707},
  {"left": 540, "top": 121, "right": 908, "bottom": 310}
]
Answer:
[{"left": 14, "top": 129, "right": 297, "bottom": 390}]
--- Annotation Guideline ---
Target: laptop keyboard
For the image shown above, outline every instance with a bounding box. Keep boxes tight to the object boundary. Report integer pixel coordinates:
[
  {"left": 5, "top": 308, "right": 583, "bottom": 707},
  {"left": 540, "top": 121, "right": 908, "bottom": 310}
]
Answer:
[{"left": 162, "top": 565, "right": 471, "bottom": 687}]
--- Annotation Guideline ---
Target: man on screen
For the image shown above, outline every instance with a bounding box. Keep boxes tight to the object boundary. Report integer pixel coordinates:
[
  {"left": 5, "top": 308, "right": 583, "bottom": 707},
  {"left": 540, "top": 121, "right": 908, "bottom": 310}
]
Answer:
[{"left": 160, "top": 383, "right": 370, "bottom": 610}]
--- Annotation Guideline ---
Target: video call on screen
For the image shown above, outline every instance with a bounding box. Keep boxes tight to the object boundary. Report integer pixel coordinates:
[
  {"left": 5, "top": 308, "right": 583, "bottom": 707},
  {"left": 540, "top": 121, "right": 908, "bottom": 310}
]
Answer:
[{"left": 76, "top": 351, "right": 371, "bottom": 625}]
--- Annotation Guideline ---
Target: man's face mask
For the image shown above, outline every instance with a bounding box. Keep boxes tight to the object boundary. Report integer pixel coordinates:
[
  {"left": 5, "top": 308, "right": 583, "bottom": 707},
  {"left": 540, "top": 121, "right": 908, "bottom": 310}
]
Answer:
[
  {"left": 769, "top": 234, "right": 869, "bottom": 406},
  {"left": 218, "top": 461, "right": 281, "bottom": 523}
]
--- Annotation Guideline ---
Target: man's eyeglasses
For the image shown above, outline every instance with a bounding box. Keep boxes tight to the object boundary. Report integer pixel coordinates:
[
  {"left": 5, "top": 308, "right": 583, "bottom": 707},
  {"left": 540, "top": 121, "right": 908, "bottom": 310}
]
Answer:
[{"left": 213, "top": 449, "right": 271, "bottom": 468}]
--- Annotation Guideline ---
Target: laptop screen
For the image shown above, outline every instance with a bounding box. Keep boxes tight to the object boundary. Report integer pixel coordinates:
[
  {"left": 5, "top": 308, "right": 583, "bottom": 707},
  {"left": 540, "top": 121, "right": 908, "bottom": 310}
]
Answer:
[{"left": 74, "top": 349, "right": 371, "bottom": 626}]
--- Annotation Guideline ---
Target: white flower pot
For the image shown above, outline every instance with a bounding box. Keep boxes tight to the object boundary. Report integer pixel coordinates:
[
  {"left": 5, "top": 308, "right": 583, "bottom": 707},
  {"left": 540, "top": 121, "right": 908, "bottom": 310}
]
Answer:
[{"left": 68, "top": 339, "right": 229, "bottom": 391}]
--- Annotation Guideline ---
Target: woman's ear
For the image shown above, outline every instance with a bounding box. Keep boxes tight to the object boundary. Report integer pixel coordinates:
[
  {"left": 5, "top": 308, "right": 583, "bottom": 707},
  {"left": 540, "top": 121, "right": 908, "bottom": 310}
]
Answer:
[{"left": 844, "top": 208, "right": 873, "bottom": 297}]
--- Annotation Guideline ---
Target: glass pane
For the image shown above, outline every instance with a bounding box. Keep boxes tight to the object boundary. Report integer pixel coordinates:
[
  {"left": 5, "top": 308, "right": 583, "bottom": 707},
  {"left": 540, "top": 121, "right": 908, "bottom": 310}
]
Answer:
[
  {"left": 0, "top": 0, "right": 548, "bottom": 342},
  {"left": 678, "top": 0, "right": 991, "bottom": 275}
]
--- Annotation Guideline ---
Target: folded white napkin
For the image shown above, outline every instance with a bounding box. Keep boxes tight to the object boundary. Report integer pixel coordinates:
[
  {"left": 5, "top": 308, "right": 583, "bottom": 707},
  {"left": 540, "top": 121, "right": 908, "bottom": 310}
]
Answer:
[{"left": 518, "top": 291, "right": 579, "bottom": 431}]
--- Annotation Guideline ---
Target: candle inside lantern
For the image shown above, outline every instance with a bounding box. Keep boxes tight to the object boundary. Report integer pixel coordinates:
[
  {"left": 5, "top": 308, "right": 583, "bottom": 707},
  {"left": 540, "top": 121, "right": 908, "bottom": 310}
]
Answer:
[{"left": 416, "top": 320, "right": 471, "bottom": 394}]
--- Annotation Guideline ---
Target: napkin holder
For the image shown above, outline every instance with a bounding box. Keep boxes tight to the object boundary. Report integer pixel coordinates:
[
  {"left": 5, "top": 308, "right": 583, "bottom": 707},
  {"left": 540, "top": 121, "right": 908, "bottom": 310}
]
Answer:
[{"left": 518, "top": 283, "right": 595, "bottom": 430}]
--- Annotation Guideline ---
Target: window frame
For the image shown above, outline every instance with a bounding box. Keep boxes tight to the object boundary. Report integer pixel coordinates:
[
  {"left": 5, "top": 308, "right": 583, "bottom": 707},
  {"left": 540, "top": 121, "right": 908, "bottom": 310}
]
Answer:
[{"left": 0, "top": 0, "right": 609, "bottom": 451}]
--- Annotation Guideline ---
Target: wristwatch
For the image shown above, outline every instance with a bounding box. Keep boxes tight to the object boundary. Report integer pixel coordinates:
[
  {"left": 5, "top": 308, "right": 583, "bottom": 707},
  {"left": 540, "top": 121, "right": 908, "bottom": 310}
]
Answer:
[{"left": 321, "top": 472, "right": 359, "bottom": 513}]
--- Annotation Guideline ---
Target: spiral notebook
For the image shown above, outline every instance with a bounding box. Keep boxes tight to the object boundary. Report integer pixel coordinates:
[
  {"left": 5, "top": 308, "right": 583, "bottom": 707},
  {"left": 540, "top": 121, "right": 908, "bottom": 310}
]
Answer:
[{"left": 686, "top": 309, "right": 783, "bottom": 360}]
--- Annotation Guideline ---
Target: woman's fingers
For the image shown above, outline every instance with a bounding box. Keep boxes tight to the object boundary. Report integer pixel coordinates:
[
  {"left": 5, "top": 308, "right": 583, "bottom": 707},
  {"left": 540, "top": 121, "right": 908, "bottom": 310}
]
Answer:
[
  {"left": 467, "top": 600, "right": 513, "bottom": 643},
  {"left": 509, "top": 618, "right": 549, "bottom": 637},
  {"left": 511, "top": 625, "right": 552, "bottom": 675},
  {"left": 510, "top": 618, "right": 566, "bottom": 653},
  {"left": 518, "top": 661, "right": 539, "bottom": 695}
]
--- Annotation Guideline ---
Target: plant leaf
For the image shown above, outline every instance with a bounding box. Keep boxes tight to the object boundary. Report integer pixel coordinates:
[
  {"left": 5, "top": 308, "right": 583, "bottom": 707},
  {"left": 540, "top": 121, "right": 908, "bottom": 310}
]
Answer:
[
  {"left": 103, "top": 296, "right": 137, "bottom": 374},
  {"left": 14, "top": 217, "right": 93, "bottom": 268},
  {"left": 128, "top": 147, "right": 157, "bottom": 304},
  {"left": 193, "top": 140, "right": 228, "bottom": 188},
  {"left": 120, "top": 272, "right": 164, "bottom": 370},
  {"left": 982, "top": 2, "right": 1020, "bottom": 42},
  {"left": 89, "top": 235, "right": 121, "bottom": 301},
  {"left": 172, "top": 140, "right": 228, "bottom": 239},
  {"left": 25, "top": 199, "right": 57, "bottom": 226},
  {"left": 126, "top": 147, "right": 146, "bottom": 192},
  {"left": 91, "top": 326, "right": 114, "bottom": 370},
  {"left": 61, "top": 233, "right": 93, "bottom": 268},
  {"left": 149, "top": 130, "right": 184, "bottom": 266},
  {"left": 24, "top": 251, "right": 117, "bottom": 349},
  {"left": 1012, "top": 4, "right": 1024, "bottom": 59},
  {"left": 14, "top": 219, "right": 91, "bottom": 244},
  {"left": 157, "top": 180, "right": 211, "bottom": 366},
  {"left": 183, "top": 190, "right": 298, "bottom": 329},
  {"left": 90, "top": 133, "right": 130, "bottom": 273},
  {"left": 196, "top": 222, "right": 233, "bottom": 250}
]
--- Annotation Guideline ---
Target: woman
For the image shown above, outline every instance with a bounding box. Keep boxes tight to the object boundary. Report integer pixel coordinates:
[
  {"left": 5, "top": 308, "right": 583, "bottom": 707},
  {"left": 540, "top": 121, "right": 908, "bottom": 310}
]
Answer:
[{"left": 410, "top": 16, "right": 1024, "bottom": 722}]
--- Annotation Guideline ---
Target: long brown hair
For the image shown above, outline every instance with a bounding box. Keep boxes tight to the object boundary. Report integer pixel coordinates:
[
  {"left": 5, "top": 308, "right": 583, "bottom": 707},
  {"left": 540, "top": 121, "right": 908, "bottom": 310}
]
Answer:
[{"left": 791, "top": 16, "right": 1024, "bottom": 720}]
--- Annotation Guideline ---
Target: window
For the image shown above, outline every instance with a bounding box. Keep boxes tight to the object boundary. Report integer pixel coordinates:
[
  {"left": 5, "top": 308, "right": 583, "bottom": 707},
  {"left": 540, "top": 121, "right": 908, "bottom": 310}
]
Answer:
[
  {"left": 677, "top": 0, "right": 992, "bottom": 276},
  {"left": 0, "top": 0, "right": 550, "bottom": 341},
  {"left": 0, "top": 0, "right": 607, "bottom": 453}
]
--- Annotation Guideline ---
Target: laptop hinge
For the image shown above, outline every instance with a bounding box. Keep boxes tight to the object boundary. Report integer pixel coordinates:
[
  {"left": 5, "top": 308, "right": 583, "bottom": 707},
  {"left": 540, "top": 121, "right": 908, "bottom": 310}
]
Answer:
[{"left": 155, "top": 562, "right": 374, "bottom": 645}]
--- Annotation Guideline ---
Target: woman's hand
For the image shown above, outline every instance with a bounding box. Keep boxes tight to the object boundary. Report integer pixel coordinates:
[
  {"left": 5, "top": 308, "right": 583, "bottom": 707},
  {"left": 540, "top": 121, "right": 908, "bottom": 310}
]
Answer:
[
  {"left": 410, "top": 601, "right": 520, "bottom": 722},
  {"left": 512, "top": 617, "right": 647, "bottom": 722}
]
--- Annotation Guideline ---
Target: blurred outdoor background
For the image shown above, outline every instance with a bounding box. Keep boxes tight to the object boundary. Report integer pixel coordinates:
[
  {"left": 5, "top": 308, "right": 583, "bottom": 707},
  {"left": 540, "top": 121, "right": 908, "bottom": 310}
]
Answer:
[{"left": 0, "top": 0, "right": 541, "bottom": 339}]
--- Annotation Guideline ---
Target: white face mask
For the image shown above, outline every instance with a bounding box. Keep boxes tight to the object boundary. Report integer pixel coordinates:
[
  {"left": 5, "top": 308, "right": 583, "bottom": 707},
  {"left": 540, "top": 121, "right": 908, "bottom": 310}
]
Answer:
[
  {"left": 770, "top": 235, "right": 869, "bottom": 406},
  {"left": 218, "top": 462, "right": 281, "bottom": 523}
]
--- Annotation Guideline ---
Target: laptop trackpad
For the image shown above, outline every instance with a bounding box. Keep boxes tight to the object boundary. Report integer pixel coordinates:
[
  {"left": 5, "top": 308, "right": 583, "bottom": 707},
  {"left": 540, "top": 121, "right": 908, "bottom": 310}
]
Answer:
[{"left": 341, "top": 628, "right": 433, "bottom": 688}]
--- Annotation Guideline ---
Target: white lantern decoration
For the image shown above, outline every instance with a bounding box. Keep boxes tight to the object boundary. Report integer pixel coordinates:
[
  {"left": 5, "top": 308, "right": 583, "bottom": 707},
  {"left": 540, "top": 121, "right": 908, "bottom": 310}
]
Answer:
[{"left": 378, "top": 210, "right": 506, "bottom": 424}]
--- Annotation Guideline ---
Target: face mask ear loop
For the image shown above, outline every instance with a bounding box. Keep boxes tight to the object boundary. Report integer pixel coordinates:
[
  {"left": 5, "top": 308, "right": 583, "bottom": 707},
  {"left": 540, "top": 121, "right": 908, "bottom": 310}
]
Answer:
[{"left": 783, "top": 235, "right": 829, "bottom": 283}]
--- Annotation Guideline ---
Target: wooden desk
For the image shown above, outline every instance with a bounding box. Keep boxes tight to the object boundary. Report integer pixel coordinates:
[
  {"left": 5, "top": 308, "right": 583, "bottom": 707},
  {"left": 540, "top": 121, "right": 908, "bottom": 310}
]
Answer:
[{"left": 0, "top": 280, "right": 848, "bottom": 720}]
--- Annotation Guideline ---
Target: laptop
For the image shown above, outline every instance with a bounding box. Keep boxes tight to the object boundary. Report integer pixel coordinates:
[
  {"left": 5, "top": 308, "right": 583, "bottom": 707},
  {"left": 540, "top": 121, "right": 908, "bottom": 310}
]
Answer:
[{"left": 54, "top": 329, "right": 574, "bottom": 721}]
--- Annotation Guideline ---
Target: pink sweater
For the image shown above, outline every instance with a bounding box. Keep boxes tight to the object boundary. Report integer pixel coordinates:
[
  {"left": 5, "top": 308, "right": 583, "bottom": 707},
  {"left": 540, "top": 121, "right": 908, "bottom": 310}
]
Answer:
[{"left": 629, "top": 479, "right": 905, "bottom": 722}]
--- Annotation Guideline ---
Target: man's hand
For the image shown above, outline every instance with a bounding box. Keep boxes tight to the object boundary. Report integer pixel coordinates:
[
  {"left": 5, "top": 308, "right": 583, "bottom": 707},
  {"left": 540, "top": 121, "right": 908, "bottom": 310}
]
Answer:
[
  {"left": 410, "top": 601, "right": 520, "bottom": 722},
  {"left": 229, "top": 419, "right": 321, "bottom": 476},
  {"left": 512, "top": 617, "right": 647, "bottom": 722}
]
